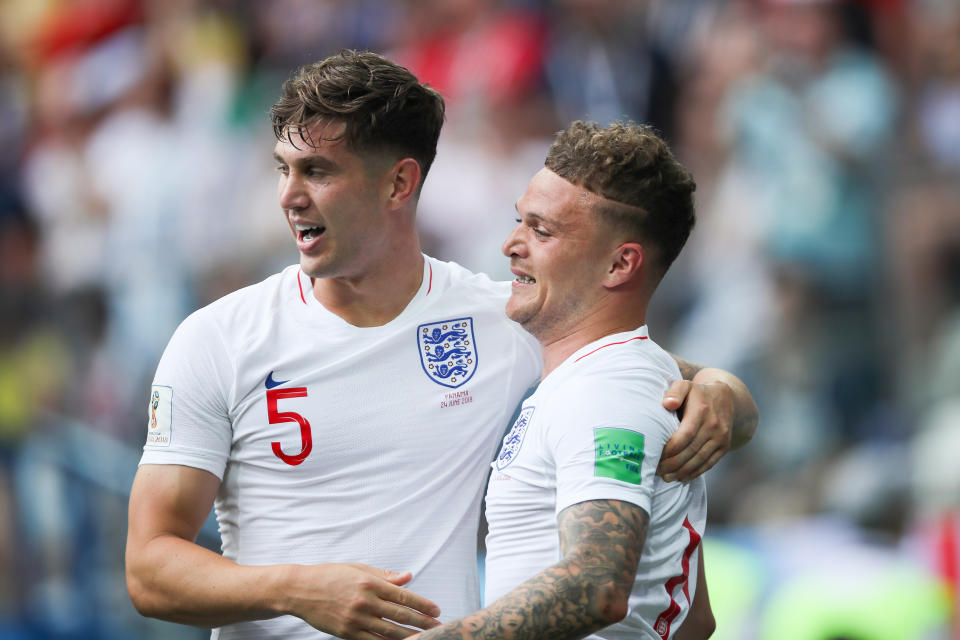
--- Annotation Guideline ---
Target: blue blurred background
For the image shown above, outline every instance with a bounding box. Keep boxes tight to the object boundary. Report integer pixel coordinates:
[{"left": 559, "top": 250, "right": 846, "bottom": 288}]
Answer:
[{"left": 0, "top": 0, "right": 958, "bottom": 638}]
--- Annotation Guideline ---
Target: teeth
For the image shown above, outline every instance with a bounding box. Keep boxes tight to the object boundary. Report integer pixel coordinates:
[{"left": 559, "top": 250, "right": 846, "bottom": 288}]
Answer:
[
  {"left": 515, "top": 275, "right": 535, "bottom": 284},
  {"left": 295, "top": 223, "right": 325, "bottom": 242}
]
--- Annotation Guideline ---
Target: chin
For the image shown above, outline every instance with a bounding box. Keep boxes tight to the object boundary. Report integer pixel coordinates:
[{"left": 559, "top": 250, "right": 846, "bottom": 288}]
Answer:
[
  {"left": 505, "top": 304, "right": 535, "bottom": 330},
  {"left": 300, "top": 257, "right": 336, "bottom": 279}
]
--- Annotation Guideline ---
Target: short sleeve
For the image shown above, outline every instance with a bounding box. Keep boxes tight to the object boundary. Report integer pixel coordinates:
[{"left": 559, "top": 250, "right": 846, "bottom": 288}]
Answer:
[
  {"left": 546, "top": 372, "right": 676, "bottom": 517},
  {"left": 139, "top": 310, "right": 234, "bottom": 480}
]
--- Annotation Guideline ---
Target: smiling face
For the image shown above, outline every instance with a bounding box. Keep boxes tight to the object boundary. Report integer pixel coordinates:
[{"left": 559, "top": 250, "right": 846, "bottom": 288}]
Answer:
[
  {"left": 273, "top": 120, "right": 395, "bottom": 280},
  {"left": 502, "top": 168, "right": 620, "bottom": 342}
]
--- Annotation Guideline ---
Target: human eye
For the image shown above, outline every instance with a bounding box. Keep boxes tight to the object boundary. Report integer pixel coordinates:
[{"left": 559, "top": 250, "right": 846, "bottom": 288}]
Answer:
[
  {"left": 304, "top": 163, "right": 333, "bottom": 180},
  {"left": 517, "top": 214, "right": 550, "bottom": 239},
  {"left": 275, "top": 163, "right": 289, "bottom": 175},
  {"left": 515, "top": 211, "right": 551, "bottom": 239}
]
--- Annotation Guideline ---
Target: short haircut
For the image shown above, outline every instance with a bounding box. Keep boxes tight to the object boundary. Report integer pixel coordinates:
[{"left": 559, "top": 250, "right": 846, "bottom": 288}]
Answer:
[
  {"left": 270, "top": 50, "right": 446, "bottom": 188},
  {"left": 544, "top": 120, "right": 696, "bottom": 278}
]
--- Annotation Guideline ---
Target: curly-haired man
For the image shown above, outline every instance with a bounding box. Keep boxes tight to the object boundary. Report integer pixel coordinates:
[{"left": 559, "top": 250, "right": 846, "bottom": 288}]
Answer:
[{"left": 413, "top": 121, "right": 715, "bottom": 640}]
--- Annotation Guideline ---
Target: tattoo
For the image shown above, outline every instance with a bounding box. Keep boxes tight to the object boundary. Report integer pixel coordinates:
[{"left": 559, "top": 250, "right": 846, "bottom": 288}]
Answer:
[
  {"left": 418, "top": 500, "right": 649, "bottom": 640},
  {"left": 671, "top": 355, "right": 704, "bottom": 382}
]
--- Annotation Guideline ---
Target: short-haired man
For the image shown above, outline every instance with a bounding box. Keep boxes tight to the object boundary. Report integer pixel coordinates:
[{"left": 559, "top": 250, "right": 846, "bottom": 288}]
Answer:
[
  {"left": 125, "top": 52, "right": 756, "bottom": 640},
  {"left": 414, "top": 121, "right": 714, "bottom": 640}
]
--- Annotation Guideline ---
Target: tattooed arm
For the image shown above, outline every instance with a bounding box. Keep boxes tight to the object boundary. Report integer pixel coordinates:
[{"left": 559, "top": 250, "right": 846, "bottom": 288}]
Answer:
[
  {"left": 414, "top": 499, "right": 648, "bottom": 640},
  {"left": 658, "top": 356, "right": 759, "bottom": 482}
]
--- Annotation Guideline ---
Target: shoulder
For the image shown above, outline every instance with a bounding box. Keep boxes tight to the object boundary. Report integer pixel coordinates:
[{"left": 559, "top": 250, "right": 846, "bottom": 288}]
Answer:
[
  {"left": 426, "top": 256, "right": 511, "bottom": 309},
  {"left": 542, "top": 332, "right": 680, "bottom": 423},
  {"left": 201, "top": 265, "right": 297, "bottom": 317},
  {"left": 564, "top": 332, "right": 679, "bottom": 390},
  {"left": 191, "top": 265, "right": 297, "bottom": 325},
  {"left": 170, "top": 265, "right": 298, "bottom": 350}
]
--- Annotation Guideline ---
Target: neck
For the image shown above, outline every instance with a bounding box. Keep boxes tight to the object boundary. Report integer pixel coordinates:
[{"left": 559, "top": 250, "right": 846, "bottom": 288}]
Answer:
[
  {"left": 538, "top": 297, "right": 647, "bottom": 378},
  {"left": 312, "top": 242, "right": 424, "bottom": 328}
]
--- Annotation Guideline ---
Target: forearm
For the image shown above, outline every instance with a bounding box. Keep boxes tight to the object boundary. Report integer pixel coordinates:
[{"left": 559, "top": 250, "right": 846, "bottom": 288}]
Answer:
[
  {"left": 418, "top": 500, "right": 645, "bottom": 640},
  {"left": 417, "top": 555, "right": 620, "bottom": 640},
  {"left": 126, "top": 533, "right": 292, "bottom": 627},
  {"left": 673, "top": 357, "right": 758, "bottom": 450}
]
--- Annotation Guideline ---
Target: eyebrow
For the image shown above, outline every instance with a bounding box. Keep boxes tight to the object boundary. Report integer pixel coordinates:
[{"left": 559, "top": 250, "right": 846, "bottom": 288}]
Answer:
[
  {"left": 272, "top": 151, "right": 339, "bottom": 172},
  {"left": 515, "top": 202, "right": 564, "bottom": 231}
]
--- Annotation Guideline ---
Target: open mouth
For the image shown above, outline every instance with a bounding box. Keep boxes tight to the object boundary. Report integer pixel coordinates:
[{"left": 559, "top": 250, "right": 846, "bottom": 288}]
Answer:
[
  {"left": 296, "top": 223, "right": 326, "bottom": 242},
  {"left": 514, "top": 275, "right": 536, "bottom": 284}
]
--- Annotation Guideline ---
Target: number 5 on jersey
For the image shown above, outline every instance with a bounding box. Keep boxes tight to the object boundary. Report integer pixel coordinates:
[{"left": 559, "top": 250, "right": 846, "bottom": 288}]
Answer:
[{"left": 267, "top": 387, "right": 312, "bottom": 466}]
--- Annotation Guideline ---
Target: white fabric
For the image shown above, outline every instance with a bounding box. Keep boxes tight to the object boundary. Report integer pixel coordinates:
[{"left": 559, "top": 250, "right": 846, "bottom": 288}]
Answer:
[
  {"left": 484, "top": 327, "right": 707, "bottom": 640},
  {"left": 139, "top": 256, "right": 542, "bottom": 639}
]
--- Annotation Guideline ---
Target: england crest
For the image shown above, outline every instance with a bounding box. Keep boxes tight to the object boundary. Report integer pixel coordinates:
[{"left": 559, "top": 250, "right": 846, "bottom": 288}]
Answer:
[
  {"left": 496, "top": 406, "right": 535, "bottom": 470},
  {"left": 417, "top": 317, "right": 477, "bottom": 388}
]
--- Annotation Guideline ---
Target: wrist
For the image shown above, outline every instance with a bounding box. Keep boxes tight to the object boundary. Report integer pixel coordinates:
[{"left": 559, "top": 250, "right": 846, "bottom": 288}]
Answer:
[
  {"left": 689, "top": 367, "right": 732, "bottom": 388},
  {"left": 269, "top": 563, "right": 307, "bottom": 618}
]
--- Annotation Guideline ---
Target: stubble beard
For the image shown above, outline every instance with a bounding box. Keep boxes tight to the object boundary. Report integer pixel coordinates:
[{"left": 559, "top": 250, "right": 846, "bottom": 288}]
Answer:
[{"left": 509, "top": 288, "right": 598, "bottom": 348}]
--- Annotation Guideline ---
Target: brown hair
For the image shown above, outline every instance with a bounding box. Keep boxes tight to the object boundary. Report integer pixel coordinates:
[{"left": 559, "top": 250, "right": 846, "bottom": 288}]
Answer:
[
  {"left": 545, "top": 120, "right": 696, "bottom": 277},
  {"left": 270, "top": 50, "right": 445, "bottom": 188}
]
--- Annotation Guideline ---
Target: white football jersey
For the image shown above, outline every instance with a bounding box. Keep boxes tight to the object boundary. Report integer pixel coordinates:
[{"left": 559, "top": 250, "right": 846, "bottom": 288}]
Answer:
[
  {"left": 140, "top": 256, "right": 542, "bottom": 639},
  {"left": 485, "top": 326, "right": 707, "bottom": 640}
]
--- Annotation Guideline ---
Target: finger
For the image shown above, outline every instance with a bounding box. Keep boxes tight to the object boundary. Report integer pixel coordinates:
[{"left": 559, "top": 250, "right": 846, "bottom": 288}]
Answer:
[
  {"left": 662, "top": 380, "right": 691, "bottom": 412},
  {"left": 702, "top": 448, "right": 725, "bottom": 473},
  {"left": 376, "top": 582, "right": 442, "bottom": 619},
  {"left": 672, "top": 440, "right": 723, "bottom": 482},
  {"left": 661, "top": 412, "right": 714, "bottom": 468},
  {"left": 678, "top": 408, "right": 729, "bottom": 452},
  {"left": 374, "top": 600, "right": 441, "bottom": 632},
  {"left": 363, "top": 615, "right": 424, "bottom": 639},
  {"left": 382, "top": 570, "right": 413, "bottom": 587},
  {"left": 686, "top": 420, "right": 726, "bottom": 455},
  {"left": 660, "top": 420, "right": 698, "bottom": 459},
  {"left": 658, "top": 442, "right": 697, "bottom": 477},
  {"left": 332, "top": 620, "right": 389, "bottom": 640},
  {"left": 676, "top": 448, "right": 725, "bottom": 483},
  {"left": 353, "top": 565, "right": 416, "bottom": 589}
]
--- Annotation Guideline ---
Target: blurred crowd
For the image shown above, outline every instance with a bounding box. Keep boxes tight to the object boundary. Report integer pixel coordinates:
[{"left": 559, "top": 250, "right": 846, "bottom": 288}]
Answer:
[{"left": 0, "top": 0, "right": 958, "bottom": 638}]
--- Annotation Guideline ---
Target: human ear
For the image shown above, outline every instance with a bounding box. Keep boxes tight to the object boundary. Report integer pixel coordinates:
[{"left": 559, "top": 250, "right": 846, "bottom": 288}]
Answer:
[
  {"left": 604, "top": 242, "right": 644, "bottom": 289},
  {"left": 385, "top": 158, "right": 422, "bottom": 209}
]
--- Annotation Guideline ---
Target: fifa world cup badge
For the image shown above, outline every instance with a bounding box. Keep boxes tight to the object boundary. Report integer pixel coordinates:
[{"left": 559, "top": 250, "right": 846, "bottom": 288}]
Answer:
[
  {"left": 147, "top": 386, "right": 172, "bottom": 446},
  {"left": 150, "top": 390, "right": 160, "bottom": 430}
]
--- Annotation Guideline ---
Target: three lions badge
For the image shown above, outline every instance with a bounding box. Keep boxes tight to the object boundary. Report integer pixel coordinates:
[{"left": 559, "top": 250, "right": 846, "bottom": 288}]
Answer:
[{"left": 417, "top": 318, "right": 477, "bottom": 388}]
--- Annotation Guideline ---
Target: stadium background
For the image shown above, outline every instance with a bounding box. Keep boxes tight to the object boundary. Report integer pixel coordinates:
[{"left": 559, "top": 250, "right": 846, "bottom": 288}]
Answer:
[{"left": 0, "top": 0, "right": 958, "bottom": 638}]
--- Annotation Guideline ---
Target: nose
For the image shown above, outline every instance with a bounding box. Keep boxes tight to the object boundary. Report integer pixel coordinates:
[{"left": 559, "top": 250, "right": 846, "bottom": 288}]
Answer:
[
  {"left": 278, "top": 172, "right": 309, "bottom": 211},
  {"left": 501, "top": 223, "right": 527, "bottom": 258}
]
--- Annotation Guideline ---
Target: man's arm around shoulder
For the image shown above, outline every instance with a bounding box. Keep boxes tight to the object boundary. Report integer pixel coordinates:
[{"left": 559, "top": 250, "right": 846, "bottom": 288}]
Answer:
[{"left": 659, "top": 357, "right": 760, "bottom": 482}]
